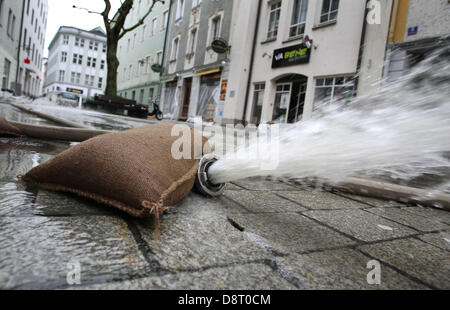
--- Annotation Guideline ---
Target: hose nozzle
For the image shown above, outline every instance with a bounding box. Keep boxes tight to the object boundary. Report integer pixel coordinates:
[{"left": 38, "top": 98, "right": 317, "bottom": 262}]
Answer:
[{"left": 195, "top": 154, "right": 226, "bottom": 197}]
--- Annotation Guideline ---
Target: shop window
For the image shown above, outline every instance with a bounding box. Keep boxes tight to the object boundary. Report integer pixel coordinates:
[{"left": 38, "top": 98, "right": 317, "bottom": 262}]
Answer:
[
  {"left": 314, "top": 76, "right": 354, "bottom": 108},
  {"left": 251, "top": 83, "right": 265, "bottom": 125},
  {"left": 267, "top": 1, "right": 281, "bottom": 40},
  {"left": 290, "top": 0, "right": 308, "bottom": 38},
  {"left": 273, "top": 83, "right": 291, "bottom": 123},
  {"left": 320, "top": 0, "right": 339, "bottom": 24}
]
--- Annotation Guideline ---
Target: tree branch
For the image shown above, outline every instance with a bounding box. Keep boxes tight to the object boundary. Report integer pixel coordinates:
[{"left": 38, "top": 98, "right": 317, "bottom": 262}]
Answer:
[
  {"left": 102, "top": 0, "right": 112, "bottom": 32},
  {"left": 118, "top": 0, "right": 164, "bottom": 39}
]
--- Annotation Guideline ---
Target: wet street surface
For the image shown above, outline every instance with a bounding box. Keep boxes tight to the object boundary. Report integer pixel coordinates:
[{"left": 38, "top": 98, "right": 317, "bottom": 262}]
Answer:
[{"left": 0, "top": 100, "right": 449, "bottom": 289}]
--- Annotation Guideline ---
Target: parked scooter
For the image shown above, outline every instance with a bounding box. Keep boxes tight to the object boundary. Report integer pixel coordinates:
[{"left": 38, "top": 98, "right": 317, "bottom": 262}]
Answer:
[{"left": 148, "top": 101, "right": 163, "bottom": 121}]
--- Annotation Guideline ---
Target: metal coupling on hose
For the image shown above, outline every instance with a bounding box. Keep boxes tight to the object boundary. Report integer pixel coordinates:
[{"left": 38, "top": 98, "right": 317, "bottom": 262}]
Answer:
[{"left": 195, "top": 154, "right": 227, "bottom": 197}]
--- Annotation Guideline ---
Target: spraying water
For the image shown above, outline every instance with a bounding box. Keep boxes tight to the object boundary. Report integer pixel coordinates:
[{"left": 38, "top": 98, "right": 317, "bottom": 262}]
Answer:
[{"left": 208, "top": 49, "right": 450, "bottom": 194}]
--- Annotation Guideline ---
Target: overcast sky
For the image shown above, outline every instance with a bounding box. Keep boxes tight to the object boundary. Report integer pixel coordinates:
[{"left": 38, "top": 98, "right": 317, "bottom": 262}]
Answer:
[{"left": 45, "top": 0, "right": 122, "bottom": 57}]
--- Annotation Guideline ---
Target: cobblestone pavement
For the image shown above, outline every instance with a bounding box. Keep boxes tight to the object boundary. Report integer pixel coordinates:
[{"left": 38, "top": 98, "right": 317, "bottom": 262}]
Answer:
[{"left": 0, "top": 101, "right": 449, "bottom": 290}]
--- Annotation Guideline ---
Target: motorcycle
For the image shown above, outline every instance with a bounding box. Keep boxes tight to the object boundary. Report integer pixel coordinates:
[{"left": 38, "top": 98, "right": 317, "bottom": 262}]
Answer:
[{"left": 148, "top": 101, "right": 163, "bottom": 121}]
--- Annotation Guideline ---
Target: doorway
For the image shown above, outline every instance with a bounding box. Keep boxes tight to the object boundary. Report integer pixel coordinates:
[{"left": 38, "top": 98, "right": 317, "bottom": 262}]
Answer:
[
  {"left": 272, "top": 74, "right": 307, "bottom": 124},
  {"left": 181, "top": 77, "right": 192, "bottom": 120}
]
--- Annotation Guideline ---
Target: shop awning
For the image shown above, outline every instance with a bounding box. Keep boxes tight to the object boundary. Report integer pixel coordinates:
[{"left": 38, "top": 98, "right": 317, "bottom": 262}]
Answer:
[
  {"left": 161, "top": 77, "right": 178, "bottom": 83},
  {"left": 196, "top": 67, "right": 221, "bottom": 77}
]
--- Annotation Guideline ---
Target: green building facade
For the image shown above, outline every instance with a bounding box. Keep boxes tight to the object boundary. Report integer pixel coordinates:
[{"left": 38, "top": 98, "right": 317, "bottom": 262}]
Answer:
[{"left": 117, "top": 0, "right": 170, "bottom": 108}]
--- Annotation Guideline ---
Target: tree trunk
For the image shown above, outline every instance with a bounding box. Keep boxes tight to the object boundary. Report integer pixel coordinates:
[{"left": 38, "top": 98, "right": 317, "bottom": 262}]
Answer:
[{"left": 105, "top": 34, "right": 120, "bottom": 97}]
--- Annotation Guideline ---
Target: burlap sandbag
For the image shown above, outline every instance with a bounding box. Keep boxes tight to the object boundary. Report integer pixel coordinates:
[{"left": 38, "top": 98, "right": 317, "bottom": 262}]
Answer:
[
  {"left": 0, "top": 117, "right": 24, "bottom": 137},
  {"left": 21, "top": 123, "right": 208, "bottom": 224}
]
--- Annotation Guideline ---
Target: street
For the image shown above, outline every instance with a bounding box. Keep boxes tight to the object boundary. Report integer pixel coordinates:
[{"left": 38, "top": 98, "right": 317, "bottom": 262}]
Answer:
[{"left": 0, "top": 100, "right": 448, "bottom": 290}]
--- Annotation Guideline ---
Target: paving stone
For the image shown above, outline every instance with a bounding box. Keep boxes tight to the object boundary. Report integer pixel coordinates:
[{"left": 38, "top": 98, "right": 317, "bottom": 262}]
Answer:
[
  {"left": 227, "top": 213, "right": 355, "bottom": 254},
  {"left": 336, "top": 192, "right": 407, "bottom": 208},
  {"left": 359, "top": 238, "right": 450, "bottom": 289},
  {"left": 275, "top": 249, "right": 427, "bottom": 290},
  {"left": 136, "top": 213, "right": 270, "bottom": 271},
  {"left": 366, "top": 207, "right": 449, "bottom": 232},
  {"left": 0, "top": 182, "right": 117, "bottom": 217},
  {"left": 278, "top": 190, "right": 368, "bottom": 210},
  {"left": 75, "top": 263, "right": 296, "bottom": 290},
  {"left": 417, "top": 232, "right": 450, "bottom": 251},
  {"left": 304, "top": 209, "right": 417, "bottom": 242},
  {"left": 0, "top": 216, "right": 150, "bottom": 289},
  {"left": 402, "top": 206, "right": 450, "bottom": 225},
  {"left": 171, "top": 192, "right": 247, "bottom": 216},
  {"left": 231, "top": 177, "right": 298, "bottom": 191},
  {"left": 224, "top": 190, "right": 307, "bottom": 213},
  {"left": 225, "top": 183, "right": 245, "bottom": 190}
]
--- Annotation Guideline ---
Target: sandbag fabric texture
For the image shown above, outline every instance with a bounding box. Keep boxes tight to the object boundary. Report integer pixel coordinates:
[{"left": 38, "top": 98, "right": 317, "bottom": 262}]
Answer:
[
  {"left": 0, "top": 117, "right": 24, "bottom": 137},
  {"left": 22, "top": 123, "right": 208, "bottom": 219}
]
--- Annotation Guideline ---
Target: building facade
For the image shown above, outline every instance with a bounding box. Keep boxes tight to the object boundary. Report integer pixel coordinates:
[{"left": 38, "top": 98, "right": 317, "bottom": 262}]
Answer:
[
  {"left": 160, "top": 0, "right": 234, "bottom": 122},
  {"left": 16, "top": 0, "right": 48, "bottom": 97},
  {"left": 384, "top": 0, "right": 450, "bottom": 81},
  {"left": 44, "top": 26, "right": 107, "bottom": 100},
  {"left": 0, "top": 0, "right": 23, "bottom": 92},
  {"left": 224, "top": 0, "right": 373, "bottom": 125},
  {"left": 117, "top": 0, "right": 170, "bottom": 108}
]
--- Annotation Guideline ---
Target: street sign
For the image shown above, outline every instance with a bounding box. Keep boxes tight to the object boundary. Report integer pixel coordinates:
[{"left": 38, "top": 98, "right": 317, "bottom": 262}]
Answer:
[{"left": 211, "top": 38, "right": 229, "bottom": 54}]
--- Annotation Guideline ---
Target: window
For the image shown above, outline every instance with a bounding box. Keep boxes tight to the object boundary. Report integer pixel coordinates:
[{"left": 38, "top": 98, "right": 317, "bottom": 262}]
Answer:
[
  {"left": 188, "top": 28, "right": 197, "bottom": 54},
  {"left": 98, "top": 77, "right": 103, "bottom": 88},
  {"left": 162, "top": 11, "right": 169, "bottom": 30},
  {"left": 73, "top": 54, "right": 83, "bottom": 65},
  {"left": 150, "top": 18, "right": 157, "bottom": 36},
  {"left": 85, "top": 75, "right": 94, "bottom": 87},
  {"left": 176, "top": 0, "right": 185, "bottom": 20},
  {"left": 63, "top": 35, "right": 69, "bottom": 45},
  {"left": 320, "top": 0, "right": 339, "bottom": 23},
  {"left": 156, "top": 51, "right": 163, "bottom": 64},
  {"left": 171, "top": 37, "right": 179, "bottom": 61},
  {"left": 0, "top": 0, "right": 3, "bottom": 24},
  {"left": 94, "top": 42, "right": 98, "bottom": 51},
  {"left": 290, "top": 0, "right": 309, "bottom": 38},
  {"left": 141, "top": 25, "right": 146, "bottom": 41},
  {"left": 58, "top": 70, "right": 65, "bottom": 82},
  {"left": 192, "top": 0, "right": 201, "bottom": 8},
  {"left": 89, "top": 40, "right": 93, "bottom": 50},
  {"left": 211, "top": 16, "right": 221, "bottom": 40},
  {"left": 87, "top": 57, "right": 92, "bottom": 67},
  {"left": 61, "top": 51, "right": 67, "bottom": 62},
  {"left": 251, "top": 83, "right": 265, "bottom": 125},
  {"left": 71, "top": 72, "right": 81, "bottom": 84},
  {"left": 2, "top": 58, "right": 10, "bottom": 89},
  {"left": 273, "top": 83, "right": 291, "bottom": 123},
  {"left": 102, "top": 44, "right": 106, "bottom": 53},
  {"left": 267, "top": 1, "right": 281, "bottom": 40},
  {"left": 80, "top": 39, "right": 85, "bottom": 47},
  {"left": 314, "top": 76, "right": 355, "bottom": 108},
  {"left": 100, "top": 60, "right": 105, "bottom": 70},
  {"left": 75, "top": 37, "right": 80, "bottom": 46}
]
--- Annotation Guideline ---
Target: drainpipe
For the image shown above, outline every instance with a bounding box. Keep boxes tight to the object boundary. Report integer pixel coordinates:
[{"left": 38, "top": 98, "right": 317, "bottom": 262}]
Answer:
[
  {"left": 354, "top": 0, "right": 370, "bottom": 96},
  {"left": 159, "top": 0, "right": 173, "bottom": 98},
  {"left": 14, "top": 0, "right": 26, "bottom": 95},
  {"left": 241, "top": 0, "right": 262, "bottom": 125}
]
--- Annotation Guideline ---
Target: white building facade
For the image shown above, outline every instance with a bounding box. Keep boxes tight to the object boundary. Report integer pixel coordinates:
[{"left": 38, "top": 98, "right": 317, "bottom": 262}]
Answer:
[
  {"left": 0, "top": 0, "right": 23, "bottom": 92},
  {"left": 224, "top": 0, "right": 371, "bottom": 125},
  {"left": 16, "top": 0, "right": 48, "bottom": 97},
  {"left": 44, "top": 26, "right": 107, "bottom": 100}
]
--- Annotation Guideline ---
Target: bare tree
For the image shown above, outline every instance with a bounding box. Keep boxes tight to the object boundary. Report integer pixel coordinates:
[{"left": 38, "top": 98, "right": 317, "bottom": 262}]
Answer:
[{"left": 75, "top": 0, "right": 165, "bottom": 97}]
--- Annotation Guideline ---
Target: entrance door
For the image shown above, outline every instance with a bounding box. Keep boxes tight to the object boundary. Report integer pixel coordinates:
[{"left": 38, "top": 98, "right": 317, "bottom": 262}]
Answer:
[
  {"left": 181, "top": 78, "right": 192, "bottom": 120},
  {"left": 287, "top": 82, "right": 306, "bottom": 123}
]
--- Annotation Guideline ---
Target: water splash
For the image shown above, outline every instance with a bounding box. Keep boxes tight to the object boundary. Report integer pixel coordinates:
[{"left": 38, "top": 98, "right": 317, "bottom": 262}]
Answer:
[{"left": 208, "top": 48, "right": 450, "bottom": 194}]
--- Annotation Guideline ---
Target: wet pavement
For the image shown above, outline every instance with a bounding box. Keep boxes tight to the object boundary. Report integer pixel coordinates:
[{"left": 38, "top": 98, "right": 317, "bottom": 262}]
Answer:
[{"left": 0, "top": 99, "right": 449, "bottom": 290}]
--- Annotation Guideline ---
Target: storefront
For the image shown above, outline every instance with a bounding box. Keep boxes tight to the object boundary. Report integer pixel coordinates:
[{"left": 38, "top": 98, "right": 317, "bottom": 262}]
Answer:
[
  {"left": 197, "top": 71, "right": 221, "bottom": 122},
  {"left": 162, "top": 79, "right": 178, "bottom": 119}
]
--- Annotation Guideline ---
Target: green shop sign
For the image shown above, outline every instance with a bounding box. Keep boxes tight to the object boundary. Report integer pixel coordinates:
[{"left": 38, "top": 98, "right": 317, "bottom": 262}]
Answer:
[
  {"left": 151, "top": 64, "right": 164, "bottom": 73},
  {"left": 272, "top": 43, "right": 311, "bottom": 68}
]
